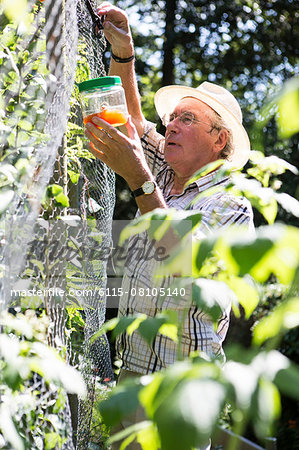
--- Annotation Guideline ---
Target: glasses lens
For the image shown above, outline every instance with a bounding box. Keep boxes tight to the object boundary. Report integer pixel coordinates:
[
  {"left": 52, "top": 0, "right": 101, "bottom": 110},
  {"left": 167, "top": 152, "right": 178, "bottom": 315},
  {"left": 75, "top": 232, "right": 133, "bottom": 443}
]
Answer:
[
  {"left": 162, "top": 112, "right": 197, "bottom": 126},
  {"left": 180, "top": 113, "right": 194, "bottom": 126}
]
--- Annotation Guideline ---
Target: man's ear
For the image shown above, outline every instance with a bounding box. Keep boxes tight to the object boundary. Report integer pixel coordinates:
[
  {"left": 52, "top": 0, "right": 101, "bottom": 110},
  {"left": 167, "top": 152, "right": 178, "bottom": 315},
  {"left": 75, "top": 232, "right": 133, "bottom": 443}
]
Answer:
[{"left": 214, "top": 129, "right": 228, "bottom": 153}]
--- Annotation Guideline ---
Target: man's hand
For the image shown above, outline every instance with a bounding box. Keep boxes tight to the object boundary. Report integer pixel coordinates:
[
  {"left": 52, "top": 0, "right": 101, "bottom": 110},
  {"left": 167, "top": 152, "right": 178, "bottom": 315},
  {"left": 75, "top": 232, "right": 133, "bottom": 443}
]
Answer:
[
  {"left": 96, "top": 2, "right": 134, "bottom": 59},
  {"left": 85, "top": 116, "right": 150, "bottom": 188}
]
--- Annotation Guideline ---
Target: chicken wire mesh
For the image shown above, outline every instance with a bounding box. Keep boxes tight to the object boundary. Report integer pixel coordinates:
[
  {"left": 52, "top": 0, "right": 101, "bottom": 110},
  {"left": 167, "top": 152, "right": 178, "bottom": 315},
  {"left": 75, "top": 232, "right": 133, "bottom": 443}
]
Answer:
[{"left": 1, "top": 0, "right": 115, "bottom": 448}]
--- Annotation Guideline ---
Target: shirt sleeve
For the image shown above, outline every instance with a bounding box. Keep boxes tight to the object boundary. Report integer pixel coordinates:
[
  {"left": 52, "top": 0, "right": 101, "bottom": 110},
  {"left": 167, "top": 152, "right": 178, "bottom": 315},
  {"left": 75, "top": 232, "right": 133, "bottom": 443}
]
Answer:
[{"left": 141, "top": 121, "right": 165, "bottom": 178}]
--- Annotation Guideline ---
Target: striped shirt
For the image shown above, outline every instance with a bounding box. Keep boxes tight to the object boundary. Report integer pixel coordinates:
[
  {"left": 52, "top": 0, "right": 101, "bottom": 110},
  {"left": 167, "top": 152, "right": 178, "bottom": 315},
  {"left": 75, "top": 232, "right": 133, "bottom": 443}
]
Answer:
[{"left": 117, "top": 122, "right": 254, "bottom": 374}]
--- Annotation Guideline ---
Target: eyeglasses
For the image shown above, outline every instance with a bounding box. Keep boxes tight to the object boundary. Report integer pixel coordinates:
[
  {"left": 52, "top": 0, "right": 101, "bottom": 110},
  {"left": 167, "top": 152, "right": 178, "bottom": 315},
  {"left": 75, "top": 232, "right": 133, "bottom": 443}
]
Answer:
[{"left": 162, "top": 111, "right": 212, "bottom": 128}]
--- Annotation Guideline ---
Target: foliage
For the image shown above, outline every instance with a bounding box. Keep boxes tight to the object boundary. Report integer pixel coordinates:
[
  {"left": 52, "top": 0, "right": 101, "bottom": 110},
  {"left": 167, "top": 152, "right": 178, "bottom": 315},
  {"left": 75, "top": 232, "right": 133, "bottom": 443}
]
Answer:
[
  {"left": 0, "top": 310, "right": 86, "bottom": 450},
  {"left": 0, "top": 2, "right": 50, "bottom": 219},
  {"left": 96, "top": 81, "right": 299, "bottom": 449},
  {"left": 115, "top": 0, "right": 298, "bottom": 110},
  {"left": 66, "top": 41, "right": 97, "bottom": 193},
  {"left": 258, "top": 77, "right": 299, "bottom": 140},
  {"left": 0, "top": 4, "right": 94, "bottom": 220},
  {"left": 100, "top": 350, "right": 299, "bottom": 450},
  {"left": 98, "top": 211, "right": 299, "bottom": 449}
]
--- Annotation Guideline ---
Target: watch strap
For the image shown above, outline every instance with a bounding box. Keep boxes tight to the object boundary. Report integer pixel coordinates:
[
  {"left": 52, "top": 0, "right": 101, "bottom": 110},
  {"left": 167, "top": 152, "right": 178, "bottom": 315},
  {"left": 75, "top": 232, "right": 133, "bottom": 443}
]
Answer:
[
  {"left": 131, "top": 186, "right": 144, "bottom": 198},
  {"left": 131, "top": 181, "right": 157, "bottom": 198}
]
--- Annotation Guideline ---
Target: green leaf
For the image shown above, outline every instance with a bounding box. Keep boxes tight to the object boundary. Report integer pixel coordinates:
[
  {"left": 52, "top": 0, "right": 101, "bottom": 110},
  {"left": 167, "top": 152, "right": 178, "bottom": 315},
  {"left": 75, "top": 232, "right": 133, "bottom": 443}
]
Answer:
[
  {"left": 90, "top": 317, "right": 119, "bottom": 343},
  {"left": 143, "top": 361, "right": 221, "bottom": 424},
  {"left": 19, "top": 119, "right": 32, "bottom": 131},
  {"left": 68, "top": 169, "right": 80, "bottom": 185},
  {"left": 275, "top": 192, "right": 299, "bottom": 217},
  {"left": 99, "top": 379, "right": 143, "bottom": 427},
  {"left": 0, "top": 189, "right": 14, "bottom": 214},
  {"left": 0, "top": 313, "right": 33, "bottom": 339},
  {"left": 119, "top": 208, "right": 197, "bottom": 245},
  {"left": 0, "top": 163, "right": 18, "bottom": 182},
  {"left": 29, "top": 342, "right": 86, "bottom": 396},
  {"left": 224, "top": 360, "right": 258, "bottom": 409},
  {"left": 249, "top": 151, "right": 298, "bottom": 177},
  {"left": 30, "top": 259, "right": 45, "bottom": 276},
  {"left": 171, "top": 211, "right": 202, "bottom": 238},
  {"left": 193, "top": 236, "right": 218, "bottom": 274},
  {"left": 251, "top": 350, "right": 290, "bottom": 380},
  {"left": 119, "top": 211, "right": 162, "bottom": 245},
  {"left": 230, "top": 174, "right": 278, "bottom": 224},
  {"left": 214, "top": 238, "right": 239, "bottom": 276},
  {"left": 112, "top": 315, "right": 146, "bottom": 340},
  {"left": 158, "top": 323, "right": 178, "bottom": 343},
  {"left": 139, "top": 373, "right": 164, "bottom": 419},
  {"left": 54, "top": 191, "right": 69, "bottom": 207},
  {"left": 276, "top": 77, "right": 299, "bottom": 138},
  {"left": 120, "top": 432, "right": 138, "bottom": 450},
  {"left": 154, "top": 378, "right": 225, "bottom": 450},
  {"left": 254, "top": 379, "right": 281, "bottom": 437},
  {"left": 48, "top": 184, "right": 63, "bottom": 196},
  {"left": 44, "top": 432, "right": 60, "bottom": 449},
  {"left": 186, "top": 160, "right": 228, "bottom": 187},
  {"left": 259, "top": 77, "right": 299, "bottom": 139},
  {"left": 136, "top": 421, "right": 160, "bottom": 450},
  {"left": 157, "top": 237, "right": 193, "bottom": 277},
  {"left": 250, "top": 226, "right": 299, "bottom": 284},
  {"left": 253, "top": 297, "right": 299, "bottom": 345},
  {"left": 222, "top": 276, "right": 258, "bottom": 319},
  {"left": 192, "top": 278, "right": 236, "bottom": 321},
  {"left": 222, "top": 224, "right": 299, "bottom": 284},
  {"left": 45, "top": 184, "right": 69, "bottom": 207},
  {"left": 138, "top": 316, "right": 168, "bottom": 347},
  {"left": 274, "top": 362, "right": 299, "bottom": 400},
  {"left": 0, "top": 404, "right": 25, "bottom": 450},
  {"left": 258, "top": 198, "right": 277, "bottom": 225},
  {"left": 93, "top": 315, "right": 148, "bottom": 343},
  {"left": 2, "top": 365, "right": 23, "bottom": 390},
  {"left": 108, "top": 421, "right": 152, "bottom": 447}
]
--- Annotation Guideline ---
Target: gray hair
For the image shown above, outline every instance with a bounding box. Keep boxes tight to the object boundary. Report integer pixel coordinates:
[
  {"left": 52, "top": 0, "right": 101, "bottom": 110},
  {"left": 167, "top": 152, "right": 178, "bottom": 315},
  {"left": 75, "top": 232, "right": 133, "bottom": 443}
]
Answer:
[{"left": 209, "top": 112, "right": 234, "bottom": 161}]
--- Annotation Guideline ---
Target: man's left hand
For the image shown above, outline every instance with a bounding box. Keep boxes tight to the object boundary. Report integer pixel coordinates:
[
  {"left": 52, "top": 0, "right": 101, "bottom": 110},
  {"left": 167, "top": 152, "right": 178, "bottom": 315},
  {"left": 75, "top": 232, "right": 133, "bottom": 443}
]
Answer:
[{"left": 84, "top": 116, "right": 150, "bottom": 186}]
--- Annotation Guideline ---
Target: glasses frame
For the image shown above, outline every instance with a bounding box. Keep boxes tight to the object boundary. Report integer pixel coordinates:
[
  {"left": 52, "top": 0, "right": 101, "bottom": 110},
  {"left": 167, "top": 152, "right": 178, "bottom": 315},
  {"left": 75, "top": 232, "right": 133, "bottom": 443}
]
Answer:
[{"left": 162, "top": 111, "right": 213, "bottom": 128}]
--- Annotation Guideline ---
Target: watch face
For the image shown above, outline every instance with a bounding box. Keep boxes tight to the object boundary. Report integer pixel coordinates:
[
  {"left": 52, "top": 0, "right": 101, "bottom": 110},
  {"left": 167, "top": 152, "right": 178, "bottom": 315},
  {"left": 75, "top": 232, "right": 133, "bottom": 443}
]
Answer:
[{"left": 143, "top": 181, "right": 155, "bottom": 194}]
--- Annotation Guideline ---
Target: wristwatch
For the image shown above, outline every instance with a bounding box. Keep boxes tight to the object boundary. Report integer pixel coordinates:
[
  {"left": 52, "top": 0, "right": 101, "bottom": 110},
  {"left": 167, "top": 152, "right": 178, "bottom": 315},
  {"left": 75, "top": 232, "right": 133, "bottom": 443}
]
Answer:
[{"left": 132, "top": 181, "right": 157, "bottom": 198}]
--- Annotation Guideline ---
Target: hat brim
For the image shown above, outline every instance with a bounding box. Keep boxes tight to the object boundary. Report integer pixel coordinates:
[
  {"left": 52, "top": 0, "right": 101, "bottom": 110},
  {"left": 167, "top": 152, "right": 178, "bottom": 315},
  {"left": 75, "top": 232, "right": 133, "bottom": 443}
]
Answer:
[{"left": 154, "top": 85, "right": 250, "bottom": 169}]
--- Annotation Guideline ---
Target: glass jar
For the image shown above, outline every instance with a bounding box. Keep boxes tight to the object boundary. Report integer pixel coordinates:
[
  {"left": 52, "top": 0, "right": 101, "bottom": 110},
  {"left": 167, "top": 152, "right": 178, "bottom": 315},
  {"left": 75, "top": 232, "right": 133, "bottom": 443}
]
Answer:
[{"left": 78, "top": 76, "right": 128, "bottom": 127}]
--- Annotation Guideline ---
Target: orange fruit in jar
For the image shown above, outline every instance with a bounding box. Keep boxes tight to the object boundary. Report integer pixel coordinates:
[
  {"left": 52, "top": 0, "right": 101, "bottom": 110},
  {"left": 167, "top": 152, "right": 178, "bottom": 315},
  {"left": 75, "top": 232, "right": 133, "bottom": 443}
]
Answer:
[{"left": 83, "top": 108, "right": 127, "bottom": 127}]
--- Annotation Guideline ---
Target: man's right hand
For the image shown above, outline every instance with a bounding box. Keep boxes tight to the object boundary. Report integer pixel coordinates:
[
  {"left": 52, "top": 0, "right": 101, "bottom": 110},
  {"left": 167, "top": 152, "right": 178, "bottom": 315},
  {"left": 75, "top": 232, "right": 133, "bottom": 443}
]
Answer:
[{"left": 96, "top": 2, "right": 134, "bottom": 59}]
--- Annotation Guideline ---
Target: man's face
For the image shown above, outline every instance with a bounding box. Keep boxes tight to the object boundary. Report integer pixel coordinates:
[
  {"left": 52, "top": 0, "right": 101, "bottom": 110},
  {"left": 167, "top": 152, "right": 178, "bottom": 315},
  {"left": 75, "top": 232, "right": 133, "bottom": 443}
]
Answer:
[{"left": 163, "top": 97, "right": 226, "bottom": 178}]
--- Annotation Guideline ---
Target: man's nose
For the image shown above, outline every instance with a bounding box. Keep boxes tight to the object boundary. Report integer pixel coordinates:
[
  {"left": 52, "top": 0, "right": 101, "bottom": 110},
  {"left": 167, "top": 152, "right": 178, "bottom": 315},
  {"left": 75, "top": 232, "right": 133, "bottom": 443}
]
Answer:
[{"left": 167, "top": 118, "right": 179, "bottom": 132}]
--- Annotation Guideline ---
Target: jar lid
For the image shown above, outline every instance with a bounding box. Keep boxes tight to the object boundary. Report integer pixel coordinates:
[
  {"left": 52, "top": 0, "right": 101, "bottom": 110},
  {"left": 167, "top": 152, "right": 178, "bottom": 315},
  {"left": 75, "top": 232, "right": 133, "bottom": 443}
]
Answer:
[{"left": 77, "top": 76, "right": 122, "bottom": 93}]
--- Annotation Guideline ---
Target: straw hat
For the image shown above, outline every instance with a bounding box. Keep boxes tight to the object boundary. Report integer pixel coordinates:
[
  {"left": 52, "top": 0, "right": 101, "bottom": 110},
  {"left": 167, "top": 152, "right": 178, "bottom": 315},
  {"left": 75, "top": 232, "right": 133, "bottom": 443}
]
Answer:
[{"left": 154, "top": 81, "right": 250, "bottom": 168}]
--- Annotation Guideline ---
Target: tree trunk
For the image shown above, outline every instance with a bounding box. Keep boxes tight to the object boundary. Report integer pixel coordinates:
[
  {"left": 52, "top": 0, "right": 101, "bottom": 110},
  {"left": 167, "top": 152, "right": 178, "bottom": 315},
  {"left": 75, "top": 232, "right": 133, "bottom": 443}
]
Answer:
[{"left": 161, "top": 0, "right": 177, "bottom": 86}]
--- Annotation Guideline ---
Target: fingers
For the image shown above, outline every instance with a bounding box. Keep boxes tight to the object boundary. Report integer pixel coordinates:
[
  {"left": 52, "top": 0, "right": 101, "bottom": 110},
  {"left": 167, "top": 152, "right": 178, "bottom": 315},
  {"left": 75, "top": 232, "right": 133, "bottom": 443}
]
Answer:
[
  {"left": 96, "top": 2, "right": 113, "bottom": 16},
  {"left": 88, "top": 142, "right": 108, "bottom": 164},
  {"left": 96, "top": 3, "right": 127, "bottom": 21},
  {"left": 89, "top": 116, "right": 126, "bottom": 143},
  {"left": 125, "top": 116, "right": 139, "bottom": 140},
  {"left": 85, "top": 115, "right": 137, "bottom": 148},
  {"left": 103, "top": 21, "right": 129, "bottom": 42},
  {"left": 85, "top": 123, "right": 108, "bottom": 149},
  {"left": 96, "top": 3, "right": 132, "bottom": 51}
]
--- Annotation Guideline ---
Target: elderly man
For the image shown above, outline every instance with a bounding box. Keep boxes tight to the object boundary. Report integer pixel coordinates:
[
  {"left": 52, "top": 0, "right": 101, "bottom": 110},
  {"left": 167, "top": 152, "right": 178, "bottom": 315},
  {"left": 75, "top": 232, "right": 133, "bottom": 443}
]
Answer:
[{"left": 84, "top": 3, "right": 254, "bottom": 448}]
